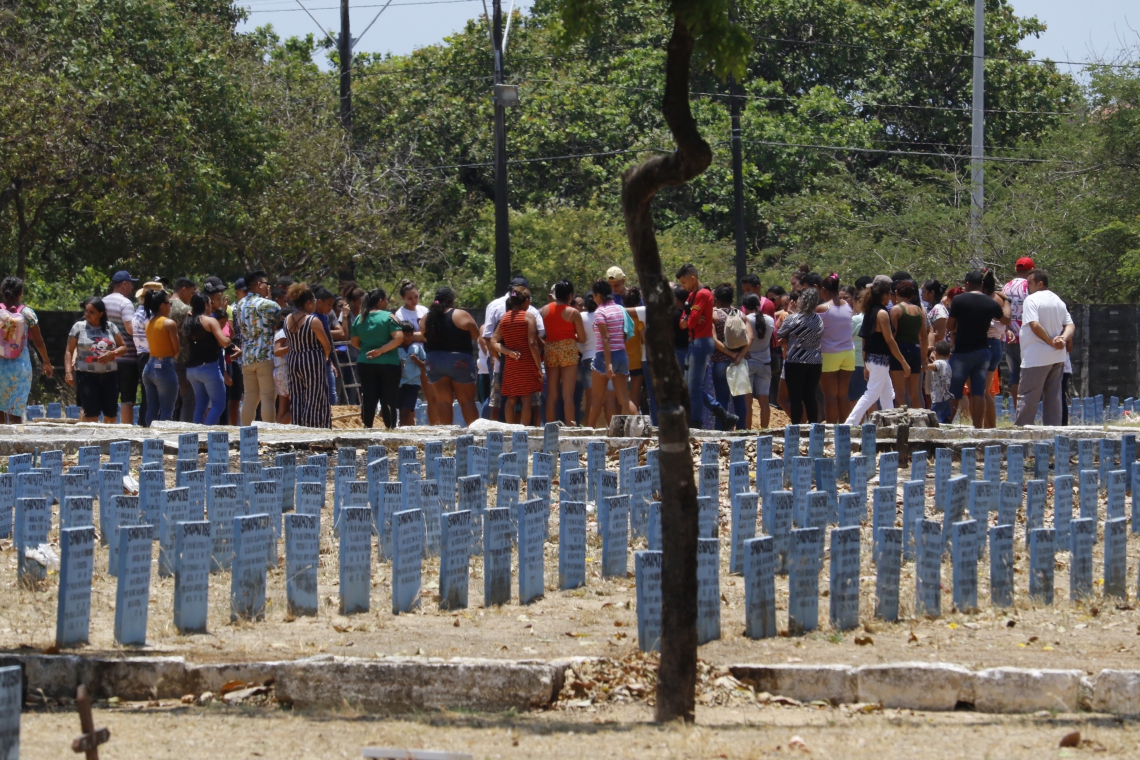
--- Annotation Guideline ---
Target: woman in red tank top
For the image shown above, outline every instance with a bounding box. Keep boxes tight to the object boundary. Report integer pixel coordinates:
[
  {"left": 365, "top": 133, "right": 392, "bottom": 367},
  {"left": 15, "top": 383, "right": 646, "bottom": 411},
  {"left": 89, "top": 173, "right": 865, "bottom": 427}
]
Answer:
[{"left": 539, "top": 280, "right": 587, "bottom": 425}]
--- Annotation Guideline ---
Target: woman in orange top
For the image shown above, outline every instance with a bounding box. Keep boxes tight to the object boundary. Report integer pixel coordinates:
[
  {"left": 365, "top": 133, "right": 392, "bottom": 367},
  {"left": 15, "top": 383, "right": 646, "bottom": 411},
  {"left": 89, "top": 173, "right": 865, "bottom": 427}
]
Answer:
[{"left": 539, "top": 280, "right": 586, "bottom": 425}]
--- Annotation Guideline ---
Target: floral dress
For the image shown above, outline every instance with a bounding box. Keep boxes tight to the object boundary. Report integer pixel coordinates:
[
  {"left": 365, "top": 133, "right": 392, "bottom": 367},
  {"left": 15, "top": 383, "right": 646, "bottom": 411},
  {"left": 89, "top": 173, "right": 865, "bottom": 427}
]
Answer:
[{"left": 0, "top": 305, "right": 37, "bottom": 417}]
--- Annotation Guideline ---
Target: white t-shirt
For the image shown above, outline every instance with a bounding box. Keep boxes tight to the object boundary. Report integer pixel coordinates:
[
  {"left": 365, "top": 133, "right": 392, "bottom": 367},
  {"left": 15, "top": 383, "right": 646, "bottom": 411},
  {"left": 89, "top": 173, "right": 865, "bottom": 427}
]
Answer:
[
  {"left": 579, "top": 311, "right": 597, "bottom": 361},
  {"left": 396, "top": 304, "right": 429, "bottom": 332},
  {"left": 273, "top": 328, "right": 287, "bottom": 372},
  {"left": 482, "top": 294, "right": 545, "bottom": 339},
  {"left": 1019, "top": 289, "right": 1072, "bottom": 368},
  {"left": 132, "top": 304, "right": 150, "bottom": 354}
]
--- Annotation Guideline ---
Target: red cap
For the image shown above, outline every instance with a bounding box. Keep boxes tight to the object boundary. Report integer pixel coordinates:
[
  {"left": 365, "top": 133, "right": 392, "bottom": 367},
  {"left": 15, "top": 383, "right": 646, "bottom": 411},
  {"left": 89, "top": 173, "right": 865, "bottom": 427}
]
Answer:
[{"left": 1015, "top": 257, "right": 1035, "bottom": 271}]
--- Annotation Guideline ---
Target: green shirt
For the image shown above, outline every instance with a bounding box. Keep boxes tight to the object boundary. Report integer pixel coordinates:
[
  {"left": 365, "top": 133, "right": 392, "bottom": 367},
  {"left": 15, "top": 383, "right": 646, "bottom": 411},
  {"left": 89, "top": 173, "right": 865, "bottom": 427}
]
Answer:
[{"left": 351, "top": 310, "right": 402, "bottom": 365}]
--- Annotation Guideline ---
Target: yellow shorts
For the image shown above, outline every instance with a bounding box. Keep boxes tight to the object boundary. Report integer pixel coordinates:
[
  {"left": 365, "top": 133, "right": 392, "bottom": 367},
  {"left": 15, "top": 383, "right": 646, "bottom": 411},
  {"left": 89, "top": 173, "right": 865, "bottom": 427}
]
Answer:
[{"left": 822, "top": 350, "right": 856, "bottom": 373}]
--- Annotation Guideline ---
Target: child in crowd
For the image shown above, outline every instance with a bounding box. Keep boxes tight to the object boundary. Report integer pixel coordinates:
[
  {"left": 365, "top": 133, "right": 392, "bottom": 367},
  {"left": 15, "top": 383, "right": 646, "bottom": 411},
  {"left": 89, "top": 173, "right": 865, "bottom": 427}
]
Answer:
[
  {"left": 930, "top": 340, "right": 954, "bottom": 423},
  {"left": 397, "top": 320, "right": 426, "bottom": 426},
  {"left": 272, "top": 309, "right": 293, "bottom": 425}
]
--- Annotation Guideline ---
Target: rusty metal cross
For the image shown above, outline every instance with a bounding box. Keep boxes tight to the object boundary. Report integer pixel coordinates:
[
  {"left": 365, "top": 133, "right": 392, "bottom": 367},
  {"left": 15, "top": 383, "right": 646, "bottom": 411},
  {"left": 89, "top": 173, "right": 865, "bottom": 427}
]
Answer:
[{"left": 71, "top": 685, "right": 110, "bottom": 760}]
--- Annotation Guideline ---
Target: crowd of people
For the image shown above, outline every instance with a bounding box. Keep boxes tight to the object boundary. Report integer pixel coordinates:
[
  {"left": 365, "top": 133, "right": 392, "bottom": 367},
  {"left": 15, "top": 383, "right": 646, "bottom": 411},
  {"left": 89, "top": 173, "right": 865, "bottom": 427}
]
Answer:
[{"left": 0, "top": 257, "right": 1075, "bottom": 430}]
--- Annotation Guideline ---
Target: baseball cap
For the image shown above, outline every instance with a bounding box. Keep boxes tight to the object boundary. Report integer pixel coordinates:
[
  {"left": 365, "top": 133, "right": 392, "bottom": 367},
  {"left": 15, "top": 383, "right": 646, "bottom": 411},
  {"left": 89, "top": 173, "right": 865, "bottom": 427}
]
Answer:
[
  {"left": 111, "top": 270, "right": 139, "bottom": 285},
  {"left": 509, "top": 276, "right": 530, "bottom": 288},
  {"left": 1015, "top": 256, "right": 1035, "bottom": 271},
  {"left": 606, "top": 266, "right": 626, "bottom": 280},
  {"left": 872, "top": 274, "right": 894, "bottom": 286},
  {"left": 203, "top": 280, "right": 226, "bottom": 295},
  {"left": 963, "top": 270, "right": 985, "bottom": 286},
  {"left": 233, "top": 277, "right": 247, "bottom": 291}
]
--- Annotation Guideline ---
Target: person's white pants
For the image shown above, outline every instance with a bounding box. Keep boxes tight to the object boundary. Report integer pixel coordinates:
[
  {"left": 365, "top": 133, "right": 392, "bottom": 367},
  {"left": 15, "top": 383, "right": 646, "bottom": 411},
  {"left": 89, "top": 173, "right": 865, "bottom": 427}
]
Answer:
[{"left": 845, "top": 361, "right": 894, "bottom": 425}]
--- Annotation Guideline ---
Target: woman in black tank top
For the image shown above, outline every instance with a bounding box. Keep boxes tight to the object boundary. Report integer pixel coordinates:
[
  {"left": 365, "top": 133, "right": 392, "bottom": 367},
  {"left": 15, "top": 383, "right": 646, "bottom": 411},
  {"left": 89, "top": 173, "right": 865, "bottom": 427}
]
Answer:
[
  {"left": 183, "top": 293, "right": 231, "bottom": 425},
  {"left": 422, "top": 287, "right": 481, "bottom": 425}
]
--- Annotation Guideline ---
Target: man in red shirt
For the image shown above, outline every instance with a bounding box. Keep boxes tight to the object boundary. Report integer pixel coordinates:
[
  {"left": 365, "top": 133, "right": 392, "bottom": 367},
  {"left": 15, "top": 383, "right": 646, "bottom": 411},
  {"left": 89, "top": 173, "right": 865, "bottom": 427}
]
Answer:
[{"left": 677, "top": 264, "right": 736, "bottom": 429}]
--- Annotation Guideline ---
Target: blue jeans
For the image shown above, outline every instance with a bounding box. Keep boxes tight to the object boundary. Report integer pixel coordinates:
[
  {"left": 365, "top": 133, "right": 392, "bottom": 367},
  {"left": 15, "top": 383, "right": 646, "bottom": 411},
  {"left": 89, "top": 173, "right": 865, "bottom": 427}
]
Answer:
[
  {"left": 932, "top": 400, "right": 953, "bottom": 423},
  {"left": 711, "top": 361, "right": 746, "bottom": 430},
  {"left": 686, "top": 337, "right": 725, "bottom": 428},
  {"left": 142, "top": 357, "right": 179, "bottom": 425},
  {"left": 949, "top": 348, "right": 991, "bottom": 399},
  {"left": 327, "top": 362, "right": 338, "bottom": 406},
  {"left": 187, "top": 362, "right": 227, "bottom": 425}
]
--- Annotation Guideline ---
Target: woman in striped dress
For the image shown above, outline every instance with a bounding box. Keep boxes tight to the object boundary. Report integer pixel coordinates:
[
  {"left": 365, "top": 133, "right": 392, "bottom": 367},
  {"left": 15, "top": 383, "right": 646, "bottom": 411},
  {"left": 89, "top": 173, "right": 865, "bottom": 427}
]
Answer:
[
  {"left": 490, "top": 285, "right": 542, "bottom": 424},
  {"left": 776, "top": 286, "right": 825, "bottom": 424},
  {"left": 284, "top": 283, "right": 332, "bottom": 428}
]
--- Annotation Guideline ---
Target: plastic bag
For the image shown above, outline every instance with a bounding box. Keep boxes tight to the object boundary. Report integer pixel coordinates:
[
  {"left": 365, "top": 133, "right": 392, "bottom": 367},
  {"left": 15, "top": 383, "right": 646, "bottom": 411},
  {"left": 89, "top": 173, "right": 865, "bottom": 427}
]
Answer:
[{"left": 726, "top": 361, "right": 750, "bottom": 396}]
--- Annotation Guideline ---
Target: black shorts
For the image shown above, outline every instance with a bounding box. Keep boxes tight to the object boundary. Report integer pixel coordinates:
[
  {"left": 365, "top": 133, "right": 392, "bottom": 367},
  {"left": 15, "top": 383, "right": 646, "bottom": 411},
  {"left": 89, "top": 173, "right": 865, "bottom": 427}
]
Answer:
[
  {"left": 227, "top": 362, "right": 243, "bottom": 401},
  {"left": 398, "top": 384, "right": 421, "bottom": 408},
  {"left": 117, "top": 361, "right": 140, "bottom": 404},
  {"left": 76, "top": 371, "right": 120, "bottom": 419},
  {"left": 889, "top": 342, "right": 923, "bottom": 374}
]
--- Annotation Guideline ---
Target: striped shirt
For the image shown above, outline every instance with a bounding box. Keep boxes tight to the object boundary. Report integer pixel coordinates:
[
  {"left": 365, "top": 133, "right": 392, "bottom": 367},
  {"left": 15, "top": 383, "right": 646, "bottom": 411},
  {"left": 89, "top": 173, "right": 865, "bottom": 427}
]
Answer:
[
  {"left": 593, "top": 302, "right": 626, "bottom": 353},
  {"left": 777, "top": 311, "right": 824, "bottom": 365}
]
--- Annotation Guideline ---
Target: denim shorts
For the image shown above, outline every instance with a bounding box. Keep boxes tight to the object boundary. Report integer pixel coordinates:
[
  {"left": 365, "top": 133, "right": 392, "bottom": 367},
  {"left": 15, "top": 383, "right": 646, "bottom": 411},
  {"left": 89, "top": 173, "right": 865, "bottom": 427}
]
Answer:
[
  {"left": 949, "top": 348, "right": 990, "bottom": 399},
  {"left": 592, "top": 349, "right": 630, "bottom": 376},
  {"left": 987, "top": 338, "right": 1004, "bottom": 372},
  {"left": 747, "top": 361, "right": 771, "bottom": 397},
  {"left": 890, "top": 342, "right": 922, "bottom": 373},
  {"left": 398, "top": 384, "right": 421, "bottom": 408},
  {"left": 426, "top": 351, "right": 476, "bottom": 384},
  {"left": 1004, "top": 342, "right": 1022, "bottom": 384}
]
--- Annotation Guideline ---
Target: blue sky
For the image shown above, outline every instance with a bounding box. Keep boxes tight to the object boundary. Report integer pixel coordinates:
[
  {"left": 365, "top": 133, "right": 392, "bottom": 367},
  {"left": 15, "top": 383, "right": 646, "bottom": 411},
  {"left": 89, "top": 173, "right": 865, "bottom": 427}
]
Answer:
[{"left": 236, "top": 0, "right": 1136, "bottom": 72}]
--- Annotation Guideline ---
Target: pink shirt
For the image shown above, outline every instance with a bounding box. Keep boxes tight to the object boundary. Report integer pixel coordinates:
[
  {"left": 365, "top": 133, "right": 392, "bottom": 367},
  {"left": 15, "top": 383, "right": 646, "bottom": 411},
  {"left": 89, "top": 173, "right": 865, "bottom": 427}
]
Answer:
[{"left": 593, "top": 302, "right": 626, "bottom": 353}]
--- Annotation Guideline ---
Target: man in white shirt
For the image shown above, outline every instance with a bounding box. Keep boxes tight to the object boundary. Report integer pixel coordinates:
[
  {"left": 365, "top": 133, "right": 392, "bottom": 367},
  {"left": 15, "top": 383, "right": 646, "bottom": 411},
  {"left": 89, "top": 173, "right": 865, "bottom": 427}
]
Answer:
[
  {"left": 1014, "top": 269, "right": 1073, "bottom": 427},
  {"left": 480, "top": 276, "right": 545, "bottom": 419},
  {"left": 103, "top": 270, "right": 139, "bottom": 424}
]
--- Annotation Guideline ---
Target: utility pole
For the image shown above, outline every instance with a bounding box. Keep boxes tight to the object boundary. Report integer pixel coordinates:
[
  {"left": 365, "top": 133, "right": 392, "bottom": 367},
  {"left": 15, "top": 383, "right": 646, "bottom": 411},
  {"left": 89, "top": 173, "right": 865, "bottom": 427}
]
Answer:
[
  {"left": 492, "top": 0, "right": 511, "bottom": 297},
  {"left": 969, "top": 0, "right": 984, "bottom": 267},
  {"left": 730, "top": 77, "right": 746, "bottom": 300},
  {"left": 339, "top": 0, "right": 352, "bottom": 133}
]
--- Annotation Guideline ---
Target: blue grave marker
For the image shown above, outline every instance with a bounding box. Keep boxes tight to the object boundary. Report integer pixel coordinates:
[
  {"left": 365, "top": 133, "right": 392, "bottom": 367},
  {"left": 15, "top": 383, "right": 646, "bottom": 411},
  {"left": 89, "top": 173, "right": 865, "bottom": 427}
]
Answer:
[
  {"left": 1105, "top": 517, "right": 1128, "bottom": 598},
  {"left": 838, "top": 492, "right": 862, "bottom": 529},
  {"left": 177, "top": 433, "right": 199, "bottom": 463},
  {"left": 543, "top": 421, "right": 559, "bottom": 457},
  {"left": 910, "top": 453, "right": 927, "bottom": 486},
  {"left": 339, "top": 506, "right": 372, "bottom": 614},
  {"left": 456, "top": 434, "right": 474, "bottom": 479},
  {"left": 231, "top": 513, "right": 271, "bottom": 620},
  {"left": 332, "top": 464, "right": 354, "bottom": 524},
  {"left": 1110, "top": 469, "right": 1127, "bottom": 521},
  {"left": 1084, "top": 470, "right": 1105, "bottom": 520},
  {"left": 1007, "top": 445, "right": 1025, "bottom": 487},
  {"left": 109, "top": 441, "right": 131, "bottom": 472},
  {"left": 990, "top": 524, "right": 1014, "bottom": 607},
  {"left": 792, "top": 456, "right": 811, "bottom": 526},
  {"left": 561, "top": 467, "right": 587, "bottom": 504},
  {"left": 729, "top": 492, "right": 758, "bottom": 575},
  {"left": 0, "top": 666, "right": 19, "bottom": 760},
  {"left": 1123, "top": 435, "right": 1138, "bottom": 494},
  {"left": 1054, "top": 474, "right": 1074, "bottom": 544},
  {"left": 998, "top": 481, "right": 1020, "bottom": 529},
  {"left": 848, "top": 458, "right": 869, "bottom": 521},
  {"left": 46, "top": 401, "right": 61, "bottom": 418},
  {"left": 701, "top": 441, "right": 719, "bottom": 466},
  {"left": 915, "top": 519, "right": 942, "bottom": 617},
  {"left": 647, "top": 501, "right": 661, "bottom": 551},
  {"left": 760, "top": 458, "right": 783, "bottom": 532},
  {"left": 208, "top": 484, "right": 239, "bottom": 572},
  {"left": 602, "top": 494, "right": 630, "bottom": 578},
  {"left": 635, "top": 551, "right": 664, "bottom": 651},
  {"left": 696, "top": 537, "right": 721, "bottom": 644},
  {"left": 1026, "top": 479, "right": 1047, "bottom": 534},
  {"left": 901, "top": 480, "right": 924, "bottom": 562},
  {"left": 814, "top": 458, "right": 837, "bottom": 520},
  {"left": 66, "top": 404, "right": 81, "bottom": 419},
  {"left": 629, "top": 466, "right": 652, "bottom": 539},
  {"left": 113, "top": 523, "right": 154, "bottom": 645},
  {"left": 424, "top": 441, "right": 443, "bottom": 482},
  {"left": 223, "top": 472, "right": 247, "bottom": 515},
  {"left": 295, "top": 480, "right": 323, "bottom": 519},
  {"left": 743, "top": 536, "right": 777, "bottom": 639},
  {"left": 1034, "top": 442, "right": 1052, "bottom": 482},
  {"left": 367, "top": 457, "right": 389, "bottom": 526},
  {"left": 531, "top": 452, "right": 553, "bottom": 482},
  {"left": 457, "top": 476, "right": 482, "bottom": 552},
  {"left": 467, "top": 445, "right": 489, "bottom": 492},
  {"left": 400, "top": 463, "right": 421, "bottom": 512},
  {"left": 861, "top": 423, "right": 877, "bottom": 464},
  {"left": 15, "top": 497, "right": 50, "bottom": 581},
  {"left": 788, "top": 527, "right": 821, "bottom": 634},
  {"left": 943, "top": 475, "right": 968, "bottom": 544},
  {"left": 782, "top": 426, "right": 799, "bottom": 487},
  {"left": 284, "top": 513, "right": 319, "bottom": 616},
  {"left": 1099, "top": 438, "right": 1117, "bottom": 488},
  {"left": 559, "top": 501, "right": 587, "bottom": 589},
  {"left": 770, "top": 491, "right": 793, "bottom": 574},
  {"left": 879, "top": 451, "right": 899, "bottom": 490},
  {"left": 207, "top": 431, "right": 229, "bottom": 467},
  {"left": 78, "top": 446, "right": 101, "bottom": 472},
  {"left": 951, "top": 519, "right": 979, "bottom": 611},
  {"left": 497, "top": 452, "right": 518, "bottom": 483},
  {"left": 173, "top": 520, "right": 211, "bottom": 633},
  {"left": 510, "top": 432, "right": 529, "bottom": 480},
  {"left": 587, "top": 440, "right": 605, "bottom": 502},
  {"left": 646, "top": 448, "right": 661, "bottom": 497},
  {"left": 809, "top": 423, "right": 824, "bottom": 460},
  {"left": 438, "top": 509, "right": 472, "bottom": 610},
  {"left": 1070, "top": 517, "right": 1094, "bottom": 601},
  {"left": 16, "top": 471, "right": 45, "bottom": 502},
  {"left": 560, "top": 451, "right": 580, "bottom": 484},
  {"left": 983, "top": 445, "right": 1002, "bottom": 484},
  {"left": 959, "top": 447, "right": 976, "bottom": 482},
  {"left": 158, "top": 487, "right": 190, "bottom": 577},
  {"left": 729, "top": 461, "right": 750, "bottom": 506},
  {"left": 486, "top": 432, "right": 503, "bottom": 480},
  {"left": 436, "top": 456, "right": 457, "bottom": 511},
  {"left": 418, "top": 480, "right": 442, "bottom": 557},
  {"left": 1083, "top": 396, "right": 1095, "bottom": 423},
  {"left": 142, "top": 438, "right": 164, "bottom": 467},
  {"left": 239, "top": 426, "right": 258, "bottom": 462},
  {"left": 698, "top": 463, "right": 719, "bottom": 501},
  {"left": 697, "top": 495, "right": 717, "bottom": 539},
  {"left": 729, "top": 437, "right": 746, "bottom": 464},
  {"left": 597, "top": 470, "right": 618, "bottom": 535},
  {"left": 40, "top": 449, "right": 63, "bottom": 501},
  {"left": 62, "top": 495, "right": 93, "bottom": 532},
  {"left": 875, "top": 527, "right": 902, "bottom": 622},
  {"left": 56, "top": 525, "right": 96, "bottom": 647},
  {"left": 829, "top": 525, "right": 861, "bottom": 630},
  {"left": 1055, "top": 436, "right": 1071, "bottom": 477},
  {"left": 757, "top": 434, "right": 773, "bottom": 464},
  {"left": 934, "top": 448, "right": 952, "bottom": 512},
  {"left": 872, "top": 486, "right": 894, "bottom": 560},
  {"left": 835, "top": 425, "right": 851, "bottom": 479},
  {"left": 105, "top": 494, "right": 137, "bottom": 577},
  {"left": 0, "top": 474, "right": 12, "bottom": 540},
  {"left": 1028, "top": 528, "right": 1055, "bottom": 604},
  {"left": 517, "top": 498, "right": 546, "bottom": 604},
  {"left": 482, "top": 507, "right": 511, "bottom": 606}
]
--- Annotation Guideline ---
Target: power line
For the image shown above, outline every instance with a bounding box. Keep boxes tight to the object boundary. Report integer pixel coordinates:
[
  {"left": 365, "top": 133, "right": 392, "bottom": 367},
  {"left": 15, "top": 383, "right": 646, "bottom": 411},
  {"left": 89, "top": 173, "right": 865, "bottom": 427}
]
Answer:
[
  {"left": 736, "top": 139, "right": 1053, "bottom": 163},
  {"left": 243, "top": 0, "right": 478, "bottom": 12},
  {"left": 404, "top": 146, "right": 672, "bottom": 172}
]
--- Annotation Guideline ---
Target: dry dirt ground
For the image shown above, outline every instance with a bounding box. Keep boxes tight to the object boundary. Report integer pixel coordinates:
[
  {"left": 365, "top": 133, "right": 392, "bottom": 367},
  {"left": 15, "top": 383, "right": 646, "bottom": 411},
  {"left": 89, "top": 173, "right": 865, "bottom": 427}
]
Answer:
[
  {"left": 19, "top": 700, "right": 1140, "bottom": 760},
  {"left": 4, "top": 444, "right": 1140, "bottom": 674}
]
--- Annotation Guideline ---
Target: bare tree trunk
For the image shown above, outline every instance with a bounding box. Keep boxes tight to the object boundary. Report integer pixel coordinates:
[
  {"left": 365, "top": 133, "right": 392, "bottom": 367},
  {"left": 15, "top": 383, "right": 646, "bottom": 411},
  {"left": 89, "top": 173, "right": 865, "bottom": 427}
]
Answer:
[{"left": 620, "top": 16, "right": 711, "bottom": 725}]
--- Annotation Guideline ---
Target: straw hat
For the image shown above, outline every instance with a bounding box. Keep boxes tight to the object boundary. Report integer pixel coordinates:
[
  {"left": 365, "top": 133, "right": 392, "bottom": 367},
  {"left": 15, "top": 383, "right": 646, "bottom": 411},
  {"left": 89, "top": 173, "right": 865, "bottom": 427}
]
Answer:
[{"left": 135, "top": 281, "right": 164, "bottom": 300}]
